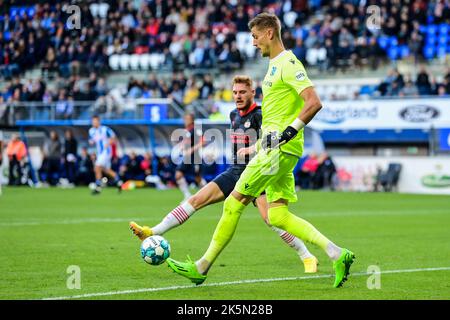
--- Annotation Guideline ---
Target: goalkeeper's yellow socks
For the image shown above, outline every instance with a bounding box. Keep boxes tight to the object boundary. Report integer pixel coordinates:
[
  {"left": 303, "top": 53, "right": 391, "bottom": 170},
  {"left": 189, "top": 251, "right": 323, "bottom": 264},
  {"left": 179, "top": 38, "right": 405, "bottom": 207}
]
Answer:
[
  {"left": 196, "top": 195, "right": 246, "bottom": 274},
  {"left": 268, "top": 205, "right": 342, "bottom": 261}
]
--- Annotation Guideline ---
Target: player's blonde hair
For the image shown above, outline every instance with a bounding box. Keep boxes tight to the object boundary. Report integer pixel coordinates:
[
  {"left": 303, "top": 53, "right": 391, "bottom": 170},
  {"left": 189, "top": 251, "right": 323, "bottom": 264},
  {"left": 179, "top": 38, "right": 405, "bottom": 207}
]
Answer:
[
  {"left": 232, "top": 75, "right": 253, "bottom": 88},
  {"left": 248, "top": 12, "right": 282, "bottom": 39}
]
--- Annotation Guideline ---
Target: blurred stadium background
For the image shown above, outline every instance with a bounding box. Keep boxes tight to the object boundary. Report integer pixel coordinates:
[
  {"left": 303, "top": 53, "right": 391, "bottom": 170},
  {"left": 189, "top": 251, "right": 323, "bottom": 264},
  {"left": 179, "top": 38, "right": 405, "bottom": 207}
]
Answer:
[{"left": 0, "top": 0, "right": 449, "bottom": 195}]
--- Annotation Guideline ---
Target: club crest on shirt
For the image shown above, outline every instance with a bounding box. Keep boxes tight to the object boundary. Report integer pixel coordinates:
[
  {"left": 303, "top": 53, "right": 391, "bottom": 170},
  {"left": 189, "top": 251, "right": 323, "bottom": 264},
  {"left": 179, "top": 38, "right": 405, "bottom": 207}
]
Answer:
[
  {"left": 244, "top": 120, "right": 251, "bottom": 128},
  {"left": 296, "top": 71, "right": 306, "bottom": 81},
  {"left": 270, "top": 66, "right": 277, "bottom": 76}
]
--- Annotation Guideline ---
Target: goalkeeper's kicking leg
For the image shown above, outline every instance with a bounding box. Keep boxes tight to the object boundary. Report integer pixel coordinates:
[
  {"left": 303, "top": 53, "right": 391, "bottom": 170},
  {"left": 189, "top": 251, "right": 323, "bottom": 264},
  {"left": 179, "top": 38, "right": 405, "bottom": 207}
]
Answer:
[
  {"left": 168, "top": 190, "right": 352, "bottom": 287},
  {"left": 167, "top": 150, "right": 354, "bottom": 287}
]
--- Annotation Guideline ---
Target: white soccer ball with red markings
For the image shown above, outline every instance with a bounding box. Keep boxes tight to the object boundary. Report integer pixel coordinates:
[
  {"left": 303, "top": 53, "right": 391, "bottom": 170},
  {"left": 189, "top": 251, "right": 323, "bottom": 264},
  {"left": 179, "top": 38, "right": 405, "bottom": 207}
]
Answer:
[{"left": 140, "top": 235, "right": 171, "bottom": 266}]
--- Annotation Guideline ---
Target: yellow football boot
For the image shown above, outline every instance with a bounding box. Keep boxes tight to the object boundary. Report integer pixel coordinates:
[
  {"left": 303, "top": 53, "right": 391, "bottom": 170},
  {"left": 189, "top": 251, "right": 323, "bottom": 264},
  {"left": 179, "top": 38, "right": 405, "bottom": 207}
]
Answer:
[{"left": 129, "top": 221, "right": 153, "bottom": 241}]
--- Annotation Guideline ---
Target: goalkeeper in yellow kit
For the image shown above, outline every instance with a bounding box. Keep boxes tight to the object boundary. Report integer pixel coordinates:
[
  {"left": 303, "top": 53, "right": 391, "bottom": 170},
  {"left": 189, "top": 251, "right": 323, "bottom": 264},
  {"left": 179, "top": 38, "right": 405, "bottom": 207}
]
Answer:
[{"left": 167, "top": 13, "right": 355, "bottom": 288}]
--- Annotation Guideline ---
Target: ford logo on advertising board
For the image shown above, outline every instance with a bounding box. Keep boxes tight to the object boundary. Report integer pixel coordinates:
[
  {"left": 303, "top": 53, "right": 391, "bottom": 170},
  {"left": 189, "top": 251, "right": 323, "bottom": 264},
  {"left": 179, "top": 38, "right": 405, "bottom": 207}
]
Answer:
[{"left": 399, "top": 105, "right": 440, "bottom": 122}]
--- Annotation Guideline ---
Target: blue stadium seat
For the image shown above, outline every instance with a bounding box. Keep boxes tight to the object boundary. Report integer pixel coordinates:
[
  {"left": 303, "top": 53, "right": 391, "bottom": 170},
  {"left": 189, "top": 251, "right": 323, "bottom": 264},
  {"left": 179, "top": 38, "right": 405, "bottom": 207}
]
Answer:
[
  {"left": 389, "top": 37, "right": 398, "bottom": 47},
  {"left": 438, "top": 35, "right": 448, "bottom": 46},
  {"left": 4, "top": 31, "right": 10, "bottom": 40},
  {"left": 359, "top": 85, "right": 375, "bottom": 95},
  {"left": 426, "top": 35, "right": 437, "bottom": 45},
  {"left": 439, "top": 24, "right": 449, "bottom": 35},
  {"left": 427, "top": 15, "right": 434, "bottom": 25},
  {"left": 387, "top": 47, "right": 399, "bottom": 60},
  {"left": 27, "top": 7, "right": 36, "bottom": 18},
  {"left": 426, "top": 24, "right": 437, "bottom": 35},
  {"left": 423, "top": 45, "right": 436, "bottom": 59},
  {"left": 19, "top": 7, "right": 27, "bottom": 17},
  {"left": 437, "top": 45, "right": 447, "bottom": 58},
  {"left": 9, "top": 7, "right": 18, "bottom": 18},
  {"left": 400, "top": 45, "right": 410, "bottom": 58},
  {"left": 377, "top": 36, "right": 389, "bottom": 50},
  {"left": 419, "top": 25, "right": 427, "bottom": 34}
]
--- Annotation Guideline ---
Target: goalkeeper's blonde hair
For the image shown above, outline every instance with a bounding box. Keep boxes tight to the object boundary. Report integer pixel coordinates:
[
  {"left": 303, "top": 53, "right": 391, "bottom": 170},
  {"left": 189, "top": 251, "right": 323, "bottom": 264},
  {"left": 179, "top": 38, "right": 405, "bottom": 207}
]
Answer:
[{"left": 248, "top": 12, "right": 282, "bottom": 39}]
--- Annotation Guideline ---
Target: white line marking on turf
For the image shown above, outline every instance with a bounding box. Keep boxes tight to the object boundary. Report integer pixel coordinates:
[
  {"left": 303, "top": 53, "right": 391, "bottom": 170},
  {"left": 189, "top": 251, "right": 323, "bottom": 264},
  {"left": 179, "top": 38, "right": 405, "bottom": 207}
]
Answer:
[
  {"left": 42, "top": 266, "right": 450, "bottom": 300},
  {"left": 0, "top": 218, "right": 142, "bottom": 227},
  {"left": 1, "top": 209, "right": 448, "bottom": 227}
]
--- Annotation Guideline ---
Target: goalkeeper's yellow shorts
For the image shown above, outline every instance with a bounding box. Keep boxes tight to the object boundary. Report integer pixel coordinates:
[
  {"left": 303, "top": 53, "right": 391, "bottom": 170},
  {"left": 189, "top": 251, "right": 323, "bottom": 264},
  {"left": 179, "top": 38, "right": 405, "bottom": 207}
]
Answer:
[{"left": 235, "top": 149, "right": 299, "bottom": 203}]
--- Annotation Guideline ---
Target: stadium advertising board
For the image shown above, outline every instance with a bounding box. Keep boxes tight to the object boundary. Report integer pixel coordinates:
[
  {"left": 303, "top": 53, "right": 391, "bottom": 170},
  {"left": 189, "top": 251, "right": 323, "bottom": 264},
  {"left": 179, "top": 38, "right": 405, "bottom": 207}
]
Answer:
[
  {"left": 309, "top": 98, "right": 450, "bottom": 130},
  {"left": 217, "top": 98, "right": 450, "bottom": 131},
  {"left": 334, "top": 156, "right": 450, "bottom": 195}
]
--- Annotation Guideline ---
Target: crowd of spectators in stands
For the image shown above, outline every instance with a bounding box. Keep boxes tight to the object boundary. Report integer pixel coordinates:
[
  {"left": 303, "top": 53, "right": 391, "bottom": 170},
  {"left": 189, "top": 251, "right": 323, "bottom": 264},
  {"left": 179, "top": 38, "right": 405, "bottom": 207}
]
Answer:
[
  {"left": 0, "top": 0, "right": 261, "bottom": 80},
  {"left": 291, "top": 0, "right": 449, "bottom": 71},
  {"left": 125, "top": 72, "right": 265, "bottom": 107},
  {"left": 0, "top": 72, "right": 111, "bottom": 122},
  {"left": 376, "top": 66, "right": 450, "bottom": 97},
  {"left": 1, "top": 1, "right": 449, "bottom": 124},
  {"left": 1, "top": 0, "right": 449, "bottom": 80},
  {"left": 0, "top": 70, "right": 265, "bottom": 124}
]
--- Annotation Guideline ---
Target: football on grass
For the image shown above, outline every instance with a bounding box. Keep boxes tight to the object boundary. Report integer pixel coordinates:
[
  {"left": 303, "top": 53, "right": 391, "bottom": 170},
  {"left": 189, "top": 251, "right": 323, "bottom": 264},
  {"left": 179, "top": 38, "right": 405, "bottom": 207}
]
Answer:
[{"left": 140, "top": 235, "right": 171, "bottom": 265}]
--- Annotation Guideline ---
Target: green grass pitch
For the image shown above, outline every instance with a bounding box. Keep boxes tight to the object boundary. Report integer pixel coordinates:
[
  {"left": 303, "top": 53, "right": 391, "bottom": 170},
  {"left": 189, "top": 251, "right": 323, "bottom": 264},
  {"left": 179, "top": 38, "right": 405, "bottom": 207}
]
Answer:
[{"left": 0, "top": 187, "right": 449, "bottom": 300}]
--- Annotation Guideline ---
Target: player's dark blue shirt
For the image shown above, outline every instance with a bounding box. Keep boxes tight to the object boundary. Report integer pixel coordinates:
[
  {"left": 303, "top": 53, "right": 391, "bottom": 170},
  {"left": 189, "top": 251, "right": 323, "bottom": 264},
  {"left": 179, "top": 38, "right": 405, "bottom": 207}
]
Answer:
[{"left": 229, "top": 103, "right": 262, "bottom": 165}]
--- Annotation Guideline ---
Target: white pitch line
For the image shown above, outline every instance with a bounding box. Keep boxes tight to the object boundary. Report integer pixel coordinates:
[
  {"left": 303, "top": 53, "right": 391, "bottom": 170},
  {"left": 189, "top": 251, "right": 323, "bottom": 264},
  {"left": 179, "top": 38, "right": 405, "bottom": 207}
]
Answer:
[
  {"left": 1, "top": 209, "right": 448, "bottom": 227},
  {"left": 42, "top": 266, "right": 450, "bottom": 300},
  {"left": 0, "top": 218, "right": 143, "bottom": 227}
]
